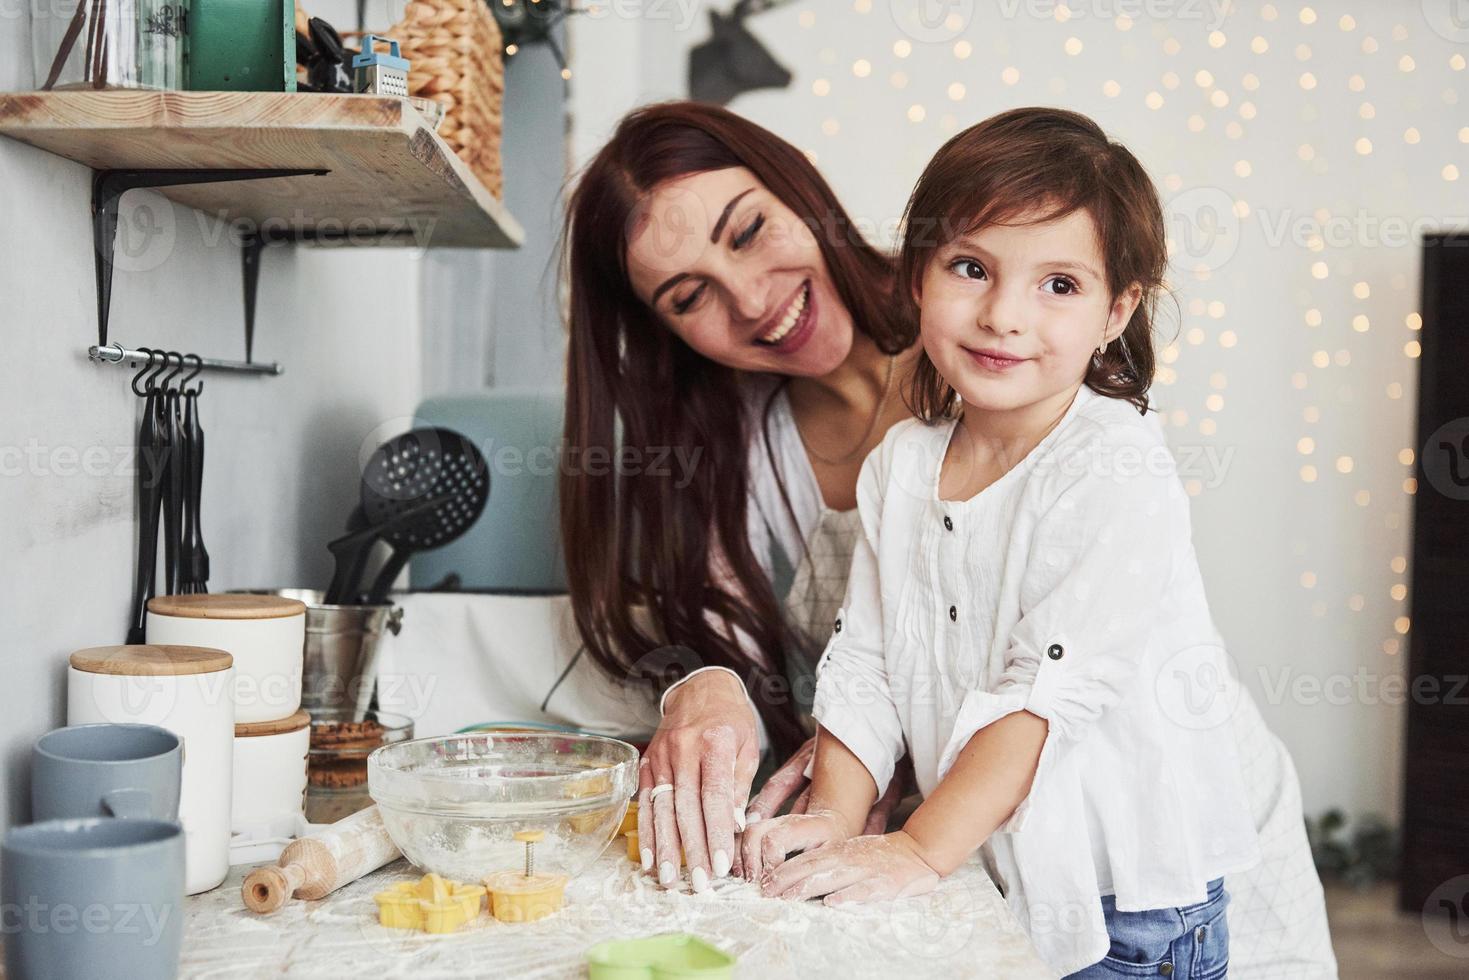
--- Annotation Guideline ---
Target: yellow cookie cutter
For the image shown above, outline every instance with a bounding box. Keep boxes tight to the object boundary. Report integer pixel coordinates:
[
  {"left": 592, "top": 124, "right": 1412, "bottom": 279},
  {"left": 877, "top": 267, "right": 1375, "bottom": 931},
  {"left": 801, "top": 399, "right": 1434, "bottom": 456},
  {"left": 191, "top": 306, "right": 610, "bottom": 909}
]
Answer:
[
  {"left": 373, "top": 872, "right": 486, "bottom": 933},
  {"left": 565, "top": 774, "right": 617, "bottom": 834},
  {"left": 620, "top": 800, "right": 641, "bottom": 860},
  {"left": 483, "top": 831, "right": 569, "bottom": 923},
  {"left": 624, "top": 828, "right": 686, "bottom": 867},
  {"left": 618, "top": 800, "right": 639, "bottom": 836}
]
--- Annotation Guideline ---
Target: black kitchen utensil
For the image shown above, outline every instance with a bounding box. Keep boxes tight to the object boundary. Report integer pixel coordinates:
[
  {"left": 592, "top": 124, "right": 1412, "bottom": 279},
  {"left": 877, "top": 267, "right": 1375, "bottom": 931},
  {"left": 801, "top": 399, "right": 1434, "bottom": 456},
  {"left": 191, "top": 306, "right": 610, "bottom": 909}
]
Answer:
[
  {"left": 357, "top": 427, "right": 490, "bottom": 605},
  {"left": 179, "top": 357, "right": 209, "bottom": 593},
  {"left": 158, "top": 352, "right": 186, "bottom": 597},
  {"left": 323, "top": 504, "right": 371, "bottom": 605},
  {"left": 322, "top": 492, "right": 456, "bottom": 604},
  {"left": 125, "top": 350, "right": 170, "bottom": 644}
]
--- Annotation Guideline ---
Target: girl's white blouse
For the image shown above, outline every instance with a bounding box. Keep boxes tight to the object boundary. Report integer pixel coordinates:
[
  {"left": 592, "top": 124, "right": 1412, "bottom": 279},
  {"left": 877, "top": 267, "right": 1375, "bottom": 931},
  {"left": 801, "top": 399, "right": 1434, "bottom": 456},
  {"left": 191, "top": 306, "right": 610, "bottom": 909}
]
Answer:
[{"left": 811, "top": 384, "right": 1260, "bottom": 976}]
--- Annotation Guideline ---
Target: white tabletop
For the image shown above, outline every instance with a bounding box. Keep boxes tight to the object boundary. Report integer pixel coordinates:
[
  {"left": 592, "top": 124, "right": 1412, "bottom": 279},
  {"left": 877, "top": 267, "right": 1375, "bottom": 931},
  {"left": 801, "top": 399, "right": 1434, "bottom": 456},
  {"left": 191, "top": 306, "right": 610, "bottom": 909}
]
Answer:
[{"left": 178, "top": 850, "right": 1052, "bottom": 978}]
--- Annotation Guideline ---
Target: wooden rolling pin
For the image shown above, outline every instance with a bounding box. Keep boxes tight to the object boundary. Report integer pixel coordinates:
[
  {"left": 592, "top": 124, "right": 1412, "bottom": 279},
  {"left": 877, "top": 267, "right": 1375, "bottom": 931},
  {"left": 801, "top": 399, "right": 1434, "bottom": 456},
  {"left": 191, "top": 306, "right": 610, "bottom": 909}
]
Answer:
[{"left": 242, "top": 805, "right": 402, "bottom": 913}]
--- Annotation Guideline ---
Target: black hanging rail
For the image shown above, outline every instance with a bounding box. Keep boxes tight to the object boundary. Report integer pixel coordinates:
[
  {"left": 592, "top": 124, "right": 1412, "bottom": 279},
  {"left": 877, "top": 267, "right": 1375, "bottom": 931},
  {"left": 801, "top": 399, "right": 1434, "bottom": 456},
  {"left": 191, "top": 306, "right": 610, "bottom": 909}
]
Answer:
[{"left": 89, "top": 343, "right": 283, "bottom": 377}]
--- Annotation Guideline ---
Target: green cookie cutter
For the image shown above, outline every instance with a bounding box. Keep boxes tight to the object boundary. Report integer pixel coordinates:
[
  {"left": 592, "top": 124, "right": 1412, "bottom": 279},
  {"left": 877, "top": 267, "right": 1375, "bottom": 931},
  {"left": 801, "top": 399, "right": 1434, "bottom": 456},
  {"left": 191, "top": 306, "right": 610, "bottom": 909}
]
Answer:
[{"left": 586, "top": 933, "right": 737, "bottom": 980}]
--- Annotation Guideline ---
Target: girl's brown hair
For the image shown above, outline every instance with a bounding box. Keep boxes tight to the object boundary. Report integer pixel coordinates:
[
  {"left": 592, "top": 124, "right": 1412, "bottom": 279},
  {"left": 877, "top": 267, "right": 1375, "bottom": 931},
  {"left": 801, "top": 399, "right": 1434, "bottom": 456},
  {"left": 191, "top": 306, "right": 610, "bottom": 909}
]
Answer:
[
  {"left": 560, "top": 101, "right": 907, "bottom": 756},
  {"left": 898, "top": 106, "right": 1168, "bottom": 419}
]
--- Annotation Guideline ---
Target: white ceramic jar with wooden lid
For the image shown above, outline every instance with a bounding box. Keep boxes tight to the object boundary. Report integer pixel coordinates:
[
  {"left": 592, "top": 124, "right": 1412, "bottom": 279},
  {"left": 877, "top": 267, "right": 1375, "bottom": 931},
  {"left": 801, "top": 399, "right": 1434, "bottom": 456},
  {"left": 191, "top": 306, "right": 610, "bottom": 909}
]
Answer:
[
  {"left": 146, "top": 594, "right": 307, "bottom": 724},
  {"left": 233, "top": 708, "right": 310, "bottom": 840},
  {"left": 67, "top": 645, "right": 235, "bottom": 895}
]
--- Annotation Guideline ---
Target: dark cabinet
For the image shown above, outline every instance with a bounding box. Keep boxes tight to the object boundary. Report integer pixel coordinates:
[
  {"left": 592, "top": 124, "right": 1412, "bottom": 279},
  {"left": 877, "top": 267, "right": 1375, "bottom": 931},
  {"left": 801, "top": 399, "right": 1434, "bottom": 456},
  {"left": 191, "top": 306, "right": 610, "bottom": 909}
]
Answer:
[{"left": 1400, "top": 233, "right": 1469, "bottom": 912}]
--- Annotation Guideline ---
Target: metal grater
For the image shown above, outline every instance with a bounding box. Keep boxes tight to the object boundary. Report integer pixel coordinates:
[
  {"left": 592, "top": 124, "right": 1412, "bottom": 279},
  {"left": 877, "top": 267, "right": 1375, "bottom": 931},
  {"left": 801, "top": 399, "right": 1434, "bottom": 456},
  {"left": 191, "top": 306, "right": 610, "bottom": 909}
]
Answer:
[{"left": 353, "top": 34, "right": 410, "bottom": 97}]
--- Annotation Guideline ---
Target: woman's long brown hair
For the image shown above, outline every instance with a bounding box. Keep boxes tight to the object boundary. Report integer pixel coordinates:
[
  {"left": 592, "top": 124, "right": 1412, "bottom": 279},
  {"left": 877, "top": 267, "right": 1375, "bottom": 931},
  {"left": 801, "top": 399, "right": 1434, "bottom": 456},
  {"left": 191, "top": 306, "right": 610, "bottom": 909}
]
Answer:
[{"left": 560, "top": 101, "right": 907, "bottom": 757}]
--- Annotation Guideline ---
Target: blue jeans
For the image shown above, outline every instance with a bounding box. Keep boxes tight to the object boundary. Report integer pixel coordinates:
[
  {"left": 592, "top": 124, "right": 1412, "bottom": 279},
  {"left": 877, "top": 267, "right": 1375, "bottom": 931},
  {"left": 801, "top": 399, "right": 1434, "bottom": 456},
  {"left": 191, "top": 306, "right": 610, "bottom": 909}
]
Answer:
[{"left": 1065, "top": 878, "right": 1229, "bottom": 979}]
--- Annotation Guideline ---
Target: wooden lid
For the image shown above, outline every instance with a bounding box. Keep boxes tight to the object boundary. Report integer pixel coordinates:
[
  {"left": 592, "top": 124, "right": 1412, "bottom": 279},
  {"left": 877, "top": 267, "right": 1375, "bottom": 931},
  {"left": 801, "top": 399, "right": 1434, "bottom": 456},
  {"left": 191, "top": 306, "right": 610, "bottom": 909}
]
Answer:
[
  {"left": 235, "top": 709, "right": 311, "bottom": 738},
  {"left": 147, "top": 593, "right": 307, "bottom": 620},
  {"left": 69, "top": 645, "right": 233, "bottom": 676}
]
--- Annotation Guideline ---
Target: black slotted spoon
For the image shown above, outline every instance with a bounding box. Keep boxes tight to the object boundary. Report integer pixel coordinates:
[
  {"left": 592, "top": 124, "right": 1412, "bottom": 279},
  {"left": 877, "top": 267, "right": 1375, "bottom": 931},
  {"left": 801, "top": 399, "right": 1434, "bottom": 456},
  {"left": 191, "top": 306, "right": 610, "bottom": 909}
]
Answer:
[{"left": 356, "top": 427, "right": 490, "bottom": 605}]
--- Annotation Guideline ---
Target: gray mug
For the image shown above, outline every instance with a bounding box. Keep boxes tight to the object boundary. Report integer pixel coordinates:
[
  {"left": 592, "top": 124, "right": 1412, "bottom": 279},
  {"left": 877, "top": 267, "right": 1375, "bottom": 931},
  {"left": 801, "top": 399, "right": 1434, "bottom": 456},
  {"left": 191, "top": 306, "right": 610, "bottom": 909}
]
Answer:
[
  {"left": 2, "top": 817, "right": 185, "bottom": 980},
  {"left": 32, "top": 724, "right": 182, "bottom": 822}
]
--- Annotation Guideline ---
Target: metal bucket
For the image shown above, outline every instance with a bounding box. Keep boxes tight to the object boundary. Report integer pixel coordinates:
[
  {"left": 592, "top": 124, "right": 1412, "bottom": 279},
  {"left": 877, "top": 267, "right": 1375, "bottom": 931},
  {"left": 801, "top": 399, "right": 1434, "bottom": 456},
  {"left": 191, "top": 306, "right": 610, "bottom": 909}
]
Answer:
[{"left": 233, "top": 589, "right": 402, "bottom": 717}]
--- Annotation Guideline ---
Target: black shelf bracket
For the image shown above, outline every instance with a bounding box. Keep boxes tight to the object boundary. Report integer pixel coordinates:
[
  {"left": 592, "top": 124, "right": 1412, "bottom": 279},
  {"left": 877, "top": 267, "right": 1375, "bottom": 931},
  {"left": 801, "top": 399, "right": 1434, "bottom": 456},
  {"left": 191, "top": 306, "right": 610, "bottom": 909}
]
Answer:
[
  {"left": 238, "top": 224, "right": 416, "bottom": 364},
  {"left": 91, "top": 167, "right": 328, "bottom": 354},
  {"left": 241, "top": 232, "right": 267, "bottom": 364}
]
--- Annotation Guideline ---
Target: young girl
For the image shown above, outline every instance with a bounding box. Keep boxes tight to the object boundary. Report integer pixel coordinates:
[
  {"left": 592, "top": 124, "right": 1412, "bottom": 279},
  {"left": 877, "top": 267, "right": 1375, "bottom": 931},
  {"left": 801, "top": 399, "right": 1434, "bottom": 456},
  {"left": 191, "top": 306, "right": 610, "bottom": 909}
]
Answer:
[{"left": 739, "top": 107, "right": 1302, "bottom": 978}]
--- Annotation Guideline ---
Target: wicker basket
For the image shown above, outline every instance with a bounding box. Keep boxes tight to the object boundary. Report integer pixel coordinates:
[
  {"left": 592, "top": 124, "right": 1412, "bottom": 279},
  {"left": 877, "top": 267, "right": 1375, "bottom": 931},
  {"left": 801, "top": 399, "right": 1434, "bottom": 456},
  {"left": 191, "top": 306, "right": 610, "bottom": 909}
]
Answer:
[{"left": 380, "top": 0, "right": 506, "bottom": 201}]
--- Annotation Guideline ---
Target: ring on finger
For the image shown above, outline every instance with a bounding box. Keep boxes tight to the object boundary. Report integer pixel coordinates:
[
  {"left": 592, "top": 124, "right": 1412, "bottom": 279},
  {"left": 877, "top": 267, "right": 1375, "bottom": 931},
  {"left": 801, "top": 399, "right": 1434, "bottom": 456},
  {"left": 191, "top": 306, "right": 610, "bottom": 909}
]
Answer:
[{"left": 649, "top": 783, "right": 674, "bottom": 802}]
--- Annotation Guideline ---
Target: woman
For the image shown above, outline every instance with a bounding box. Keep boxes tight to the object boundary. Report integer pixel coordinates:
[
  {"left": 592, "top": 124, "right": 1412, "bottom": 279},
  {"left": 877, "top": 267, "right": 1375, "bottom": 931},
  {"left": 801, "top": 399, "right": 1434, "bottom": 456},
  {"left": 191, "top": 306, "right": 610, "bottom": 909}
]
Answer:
[
  {"left": 560, "top": 100, "right": 921, "bottom": 891},
  {"left": 559, "top": 101, "right": 1334, "bottom": 977}
]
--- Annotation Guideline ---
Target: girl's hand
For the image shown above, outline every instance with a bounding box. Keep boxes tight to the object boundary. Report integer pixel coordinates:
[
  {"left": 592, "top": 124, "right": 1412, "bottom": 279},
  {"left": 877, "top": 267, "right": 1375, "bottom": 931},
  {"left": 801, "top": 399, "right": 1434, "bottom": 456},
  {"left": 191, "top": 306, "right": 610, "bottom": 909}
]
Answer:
[
  {"left": 759, "top": 831, "right": 941, "bottom": 906},
  {"left": 740, "top": 739, "right": 908, "bottom": 880},
  {"left": 638, "top": 670, "right": 761, "bottom": 892},
  {"left": 738, "top": 807, "right": 849, "bottom": 883},
  {"left": 742, "top": 735, "right": 817, "bottom": 825},
  {"left": 746, "top": 740, "right": 909, "bottom": 836}
]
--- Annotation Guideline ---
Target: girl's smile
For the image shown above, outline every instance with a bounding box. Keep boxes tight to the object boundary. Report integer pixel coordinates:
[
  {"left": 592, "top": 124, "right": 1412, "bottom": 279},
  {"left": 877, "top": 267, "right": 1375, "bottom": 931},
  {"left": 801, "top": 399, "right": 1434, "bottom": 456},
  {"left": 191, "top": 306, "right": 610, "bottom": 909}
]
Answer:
[{"left": 964, "top": 346, "right": 1031, "bottom": 372}]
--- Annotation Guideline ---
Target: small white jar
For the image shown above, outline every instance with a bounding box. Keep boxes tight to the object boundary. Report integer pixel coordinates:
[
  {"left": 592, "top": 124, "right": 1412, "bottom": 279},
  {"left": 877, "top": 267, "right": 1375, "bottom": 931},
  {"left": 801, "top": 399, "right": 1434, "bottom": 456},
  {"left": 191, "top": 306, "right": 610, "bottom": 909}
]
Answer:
[
  {"left": 232, "top": 709, "right": 310, "bottom": 840},
  {"left": 68, "top": 644, "right": 235, "bottom": 895},
  {"left": 146, "top": 594, "right": 307, "bottom": 724}
]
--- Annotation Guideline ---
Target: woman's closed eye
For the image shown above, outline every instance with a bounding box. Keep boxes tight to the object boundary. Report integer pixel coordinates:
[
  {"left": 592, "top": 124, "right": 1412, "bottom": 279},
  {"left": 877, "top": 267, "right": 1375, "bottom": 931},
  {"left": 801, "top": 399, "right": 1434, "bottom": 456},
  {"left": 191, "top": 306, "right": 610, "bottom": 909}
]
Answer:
[
  {"left": 672, "top": 282, "right": 706, "bottom": 314},
  {"left": 669, "top": 214, "right": 766, "bottom": 314},
  {"left": 732, "top": 213, "right": 764, "bottom": 249}
]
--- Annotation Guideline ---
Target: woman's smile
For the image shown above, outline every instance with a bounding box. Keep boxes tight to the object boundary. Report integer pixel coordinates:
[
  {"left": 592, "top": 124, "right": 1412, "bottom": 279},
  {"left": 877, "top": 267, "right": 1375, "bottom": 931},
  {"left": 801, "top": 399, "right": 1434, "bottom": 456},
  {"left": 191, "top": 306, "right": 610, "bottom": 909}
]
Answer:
[{"left": 754, "top": 280, "right": 816, "bottom": 352}]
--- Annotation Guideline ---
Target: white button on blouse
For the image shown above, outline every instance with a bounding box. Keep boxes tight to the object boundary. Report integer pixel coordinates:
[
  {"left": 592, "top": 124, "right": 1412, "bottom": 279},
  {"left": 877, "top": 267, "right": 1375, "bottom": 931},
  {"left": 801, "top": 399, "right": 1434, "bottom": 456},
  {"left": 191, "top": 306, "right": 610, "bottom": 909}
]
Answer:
[{"left": 810, "top": 384, "right": 1260, "bottom": 976}]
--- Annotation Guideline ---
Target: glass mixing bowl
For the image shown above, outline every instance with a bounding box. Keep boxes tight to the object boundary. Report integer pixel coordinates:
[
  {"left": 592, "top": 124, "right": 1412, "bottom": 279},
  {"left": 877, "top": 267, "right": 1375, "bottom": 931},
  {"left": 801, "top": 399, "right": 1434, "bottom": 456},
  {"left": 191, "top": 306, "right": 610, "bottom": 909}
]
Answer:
[{"left": 368, "top": 732, "right": 639, "bottom": 882}]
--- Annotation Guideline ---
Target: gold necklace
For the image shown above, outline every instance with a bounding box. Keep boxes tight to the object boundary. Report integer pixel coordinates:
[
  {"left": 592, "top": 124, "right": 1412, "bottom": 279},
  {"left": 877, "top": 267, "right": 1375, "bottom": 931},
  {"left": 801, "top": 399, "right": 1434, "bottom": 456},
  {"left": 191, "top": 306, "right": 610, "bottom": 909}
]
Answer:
[{"left": 796, "top": 354, "right": 897, "bottom": 467}]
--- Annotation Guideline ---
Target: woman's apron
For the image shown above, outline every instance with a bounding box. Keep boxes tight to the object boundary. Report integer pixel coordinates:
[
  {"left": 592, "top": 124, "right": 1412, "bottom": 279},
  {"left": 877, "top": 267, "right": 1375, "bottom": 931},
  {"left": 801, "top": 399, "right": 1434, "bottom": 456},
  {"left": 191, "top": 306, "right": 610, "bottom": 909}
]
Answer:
[{"left": 777, "top": 506, "right": 862, "bottom": 735}]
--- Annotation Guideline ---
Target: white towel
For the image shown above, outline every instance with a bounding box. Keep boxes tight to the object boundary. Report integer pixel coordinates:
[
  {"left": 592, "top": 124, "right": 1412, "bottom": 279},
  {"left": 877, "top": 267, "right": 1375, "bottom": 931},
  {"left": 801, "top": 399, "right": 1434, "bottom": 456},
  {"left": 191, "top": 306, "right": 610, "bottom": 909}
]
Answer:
[{"left": 372, "top": 592, "right": 660, "bottom": 739}]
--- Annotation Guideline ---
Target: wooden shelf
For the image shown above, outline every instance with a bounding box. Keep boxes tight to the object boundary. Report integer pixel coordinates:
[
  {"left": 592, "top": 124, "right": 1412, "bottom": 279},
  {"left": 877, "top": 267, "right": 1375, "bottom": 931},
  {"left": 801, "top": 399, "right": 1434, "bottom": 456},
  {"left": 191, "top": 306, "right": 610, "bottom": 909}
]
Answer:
[{"left": 0, "top": 91, "right": 523, "bottom": 249}]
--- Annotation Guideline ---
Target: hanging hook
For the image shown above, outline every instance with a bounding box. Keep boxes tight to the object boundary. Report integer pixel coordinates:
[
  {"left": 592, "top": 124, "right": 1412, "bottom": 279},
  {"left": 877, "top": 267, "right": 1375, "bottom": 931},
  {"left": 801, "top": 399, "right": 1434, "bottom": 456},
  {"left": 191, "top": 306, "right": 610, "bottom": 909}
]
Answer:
[
  {"left": 181, "top": 353, "right": 204, "bottom": 395},
  {"left": 160, "top": 351, "right": 185, "bottom": 391},
  {"left": 143, "top": 348, "right": 171, "bottom": 394},
  {"left": 131, "top": 347, "right": 159, "bottom": 396}
]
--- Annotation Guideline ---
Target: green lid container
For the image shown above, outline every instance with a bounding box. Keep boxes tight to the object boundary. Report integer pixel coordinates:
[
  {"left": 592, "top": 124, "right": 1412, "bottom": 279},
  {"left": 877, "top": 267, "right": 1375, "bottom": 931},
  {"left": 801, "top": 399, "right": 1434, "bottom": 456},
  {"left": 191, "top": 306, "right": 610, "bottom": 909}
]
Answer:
[
  {"left": 586, "top": 933, "right": 737, "bottom": 980},
  {"left": 188, "top": 0, "right": 296, "bottom": 92}
]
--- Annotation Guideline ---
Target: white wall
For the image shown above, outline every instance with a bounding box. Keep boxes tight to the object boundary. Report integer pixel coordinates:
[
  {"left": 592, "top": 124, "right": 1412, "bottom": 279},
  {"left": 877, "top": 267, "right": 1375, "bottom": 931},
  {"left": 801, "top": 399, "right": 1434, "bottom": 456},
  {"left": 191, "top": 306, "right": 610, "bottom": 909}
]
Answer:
[
  {"left": 417, "top": 8, "right": 569, "bottom": 390},
  {"left": 421, "top": 24, "right": 570, "bottom": 393},
  {"left": 569, "top": 0, "right": 1469, "bottom": 822},
  {"left": 0, "top": 4, "right": 424, "bottom": 829}
]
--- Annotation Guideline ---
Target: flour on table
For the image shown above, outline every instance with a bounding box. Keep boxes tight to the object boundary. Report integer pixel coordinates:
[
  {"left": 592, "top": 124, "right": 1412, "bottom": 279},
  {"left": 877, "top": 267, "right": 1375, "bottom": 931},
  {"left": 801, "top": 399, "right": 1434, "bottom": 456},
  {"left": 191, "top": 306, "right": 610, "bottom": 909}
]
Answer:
[{"left": 181, "top": 851, "right": 1052, "bottom": 979}]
